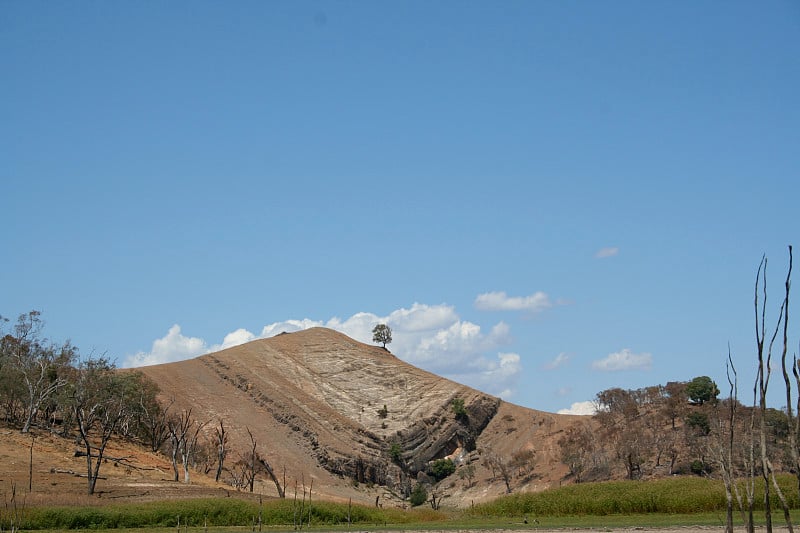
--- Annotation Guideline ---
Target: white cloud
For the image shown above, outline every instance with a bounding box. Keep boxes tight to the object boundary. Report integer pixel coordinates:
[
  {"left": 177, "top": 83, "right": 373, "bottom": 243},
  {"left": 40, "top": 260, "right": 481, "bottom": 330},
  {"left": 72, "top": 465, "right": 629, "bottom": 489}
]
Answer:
[
  {"left": 449, "top": 352, "right": 522, "bottom": 399},
  {"left": 595, "top": 247, "right": 619, "bottom": 259},
  {"left": 124, "top": 303, "right": 524, "bottom": 398},
  {"left": 388, "top": 303, "right": 459, "bottom": 331},
  {"left": 591, "top": 348, "right": 653, "bottom": 371},
  {"left": 557, "top": 401, "right": 596, "bottom": 416},
  {"left": 214, "top": 328, "right": 256, "bottom": 351},
  {"left": 474, "top": 291, "right": 552, "bottom": 313},
  {"left": 260, "top": 319, "right": 324, "bottom": 338},
  {"left": 124, "top": 325, "right": 208, "bottom": 367},
  {"left": 544, "top": 352, "right": 570, "bottom": 370}
]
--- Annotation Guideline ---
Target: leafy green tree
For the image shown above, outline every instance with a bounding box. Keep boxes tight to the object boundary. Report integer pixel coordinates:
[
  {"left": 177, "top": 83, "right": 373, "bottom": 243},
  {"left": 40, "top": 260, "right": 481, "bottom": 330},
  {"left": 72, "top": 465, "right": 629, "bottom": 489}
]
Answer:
[
  {"left": 686, "top": 376, "right": 719, "bottom": 405},
  {"left": 2, "top": 311, "right": 77, "bottom": 433},
  {"left": 372, "top": 324, "right": 392, "bottom": 349}
]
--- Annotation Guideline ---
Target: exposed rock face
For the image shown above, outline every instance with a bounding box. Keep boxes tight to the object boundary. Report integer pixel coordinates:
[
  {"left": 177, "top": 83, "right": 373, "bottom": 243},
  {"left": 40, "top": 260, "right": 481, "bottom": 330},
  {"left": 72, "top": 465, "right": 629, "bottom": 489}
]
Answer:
[{"left": 139, "top": 328, "right": 503, "bottom": 494}]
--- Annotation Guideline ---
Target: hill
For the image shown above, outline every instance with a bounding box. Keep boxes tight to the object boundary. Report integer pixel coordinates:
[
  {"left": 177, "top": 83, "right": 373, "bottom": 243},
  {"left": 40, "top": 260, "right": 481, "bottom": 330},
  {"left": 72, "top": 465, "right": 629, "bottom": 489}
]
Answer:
[
  {"left": 137, "top": 327, "right": 581, "bottom": 506},
  {"left": 0, "top": 327, "right": 584, "bottom": 508}
]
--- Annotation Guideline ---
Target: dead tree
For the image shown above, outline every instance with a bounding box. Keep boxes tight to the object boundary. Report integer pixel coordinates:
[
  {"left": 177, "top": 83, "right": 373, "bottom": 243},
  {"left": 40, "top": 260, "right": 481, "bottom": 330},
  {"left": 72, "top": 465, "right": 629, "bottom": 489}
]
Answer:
[
  {"left": 241, "top": 427, "right": 284, "bottom": 497},
  {"left": 778, "top": 248, "right": 800, "bottom": 495},
  {"left": 139, "top": 394, "right": 172, "bottom": 453},
  {"left": 484, "top": 454, "right": 512, "bottom": 493},
  {"left": 710, "top": 352, "right": 742, "bottom": 533},
  {"left": 755, "top": 255, "right": 774, "bottom": 532},
  {"left": 773, "top": 246, "right": 794, "bottom": 529},
  {"left": 754, "top": 250, "right": 794, "bottom": 533},
  {"left": 70, "top": 358, "right": 132, "bottom": 495},
  {"left": 258, "top": 454, "right": 285, "bottom": 498},
  {"left": 214, "top": 419, "right": 228, "bottom": 482},
  {"left": 167, "top": 408, "right": 198, "bottom": 483},
  {"left": 181, "top": 418, "right": 208, "bottom": 484},
  {"left": 246, "top": 427, "right": 257, "bottom": 493}
]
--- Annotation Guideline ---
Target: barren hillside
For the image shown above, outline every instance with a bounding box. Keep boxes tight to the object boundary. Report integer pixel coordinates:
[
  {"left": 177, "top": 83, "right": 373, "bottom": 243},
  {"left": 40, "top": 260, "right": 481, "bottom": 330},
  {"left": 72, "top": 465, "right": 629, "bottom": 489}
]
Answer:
[{"left": 138, "top": 327, "right": 584, "bottom": 506}]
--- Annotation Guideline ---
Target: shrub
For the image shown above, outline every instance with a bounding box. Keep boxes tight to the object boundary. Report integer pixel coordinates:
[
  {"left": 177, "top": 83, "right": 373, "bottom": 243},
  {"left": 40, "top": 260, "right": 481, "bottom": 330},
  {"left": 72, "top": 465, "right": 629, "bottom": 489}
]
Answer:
[
  {"left": 452, "top": 398, "right": 467, "bottom": 420},
  {"left": 429, "top": 458, "right": 456, "bottom": 481},
  {"left": 389, "top": 442, "right": 402, "bottom": 463},
  {"left": 409, "top": 483, "right": 428, "bottom": 507}
]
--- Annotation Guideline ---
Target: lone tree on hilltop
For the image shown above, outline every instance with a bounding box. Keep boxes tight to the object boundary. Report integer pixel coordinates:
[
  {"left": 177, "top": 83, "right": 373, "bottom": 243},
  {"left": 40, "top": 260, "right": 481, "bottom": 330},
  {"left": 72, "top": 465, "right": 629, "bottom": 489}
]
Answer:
[
  {"left": 372, "top": 324, "right": 392, "bottom": 349},
  {"left": 686, "top": 376, "right": 719, "bottom": 405}
]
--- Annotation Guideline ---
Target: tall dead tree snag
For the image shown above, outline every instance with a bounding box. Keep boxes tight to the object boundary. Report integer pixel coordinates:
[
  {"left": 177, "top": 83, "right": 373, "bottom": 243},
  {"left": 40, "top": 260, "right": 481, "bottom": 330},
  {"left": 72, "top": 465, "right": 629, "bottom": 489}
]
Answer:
[
  {"left": 775, "top": 246, "right": 794, "bottom": 531},
  {"left": 258, "top": 455, "right": 285, "bottom": 498},
  {"left": 246, "top": 427, "right": 257, "bottom": 493},
  {"left": 215, "top": 419, "right": 228, "bottom": 482},
  {"left": 754, "top": 246, "right": 794, "bottom": 533},
  {"left": 779, "top": 247, "right": 800, "bottom": 495},
  {"left": 243, "top": 427, "right": 284, "bottom": 497},
  {"left": 710, "top": 351, "right": 746, "bottom": 533},
  {"left": 167, "top": 408, "right": 207, "bottom": 484}
]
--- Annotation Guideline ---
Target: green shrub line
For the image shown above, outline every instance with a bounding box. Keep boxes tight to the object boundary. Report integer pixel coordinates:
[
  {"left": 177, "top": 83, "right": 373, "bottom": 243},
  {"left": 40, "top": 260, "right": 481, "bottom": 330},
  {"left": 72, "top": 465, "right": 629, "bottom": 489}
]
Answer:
[
  {"left": 468, "top": 475, "right": 800, "bottom": 517},
  {"left": 11, "top": 498, "right": 443, "bottom": 530}
]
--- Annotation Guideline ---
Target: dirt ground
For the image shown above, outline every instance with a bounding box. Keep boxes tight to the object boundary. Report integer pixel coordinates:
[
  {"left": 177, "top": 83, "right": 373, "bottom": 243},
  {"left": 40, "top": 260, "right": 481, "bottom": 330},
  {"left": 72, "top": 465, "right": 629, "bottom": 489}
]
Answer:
[{"left": 0, "top": 426, "right": 238, "bottom": 507}]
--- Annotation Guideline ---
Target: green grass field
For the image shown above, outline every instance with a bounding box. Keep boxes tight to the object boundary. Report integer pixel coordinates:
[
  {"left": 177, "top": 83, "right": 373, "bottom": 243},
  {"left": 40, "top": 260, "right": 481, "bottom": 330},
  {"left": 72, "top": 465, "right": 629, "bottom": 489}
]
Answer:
[{"left": 4, "top": 475, "right": 800, "bottom": 531}]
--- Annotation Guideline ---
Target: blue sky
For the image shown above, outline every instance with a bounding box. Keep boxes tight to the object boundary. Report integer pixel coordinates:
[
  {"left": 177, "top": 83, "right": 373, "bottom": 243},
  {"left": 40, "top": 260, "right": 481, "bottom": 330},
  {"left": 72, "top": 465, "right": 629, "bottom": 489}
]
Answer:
[{"left": 2, "top": 1, "right": 798, "bottom": 414}]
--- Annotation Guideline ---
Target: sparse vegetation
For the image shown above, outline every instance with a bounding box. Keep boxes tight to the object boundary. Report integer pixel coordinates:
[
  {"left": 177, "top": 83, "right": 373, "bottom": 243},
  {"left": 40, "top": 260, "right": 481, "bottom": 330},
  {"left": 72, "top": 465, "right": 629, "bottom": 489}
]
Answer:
[
  {"left": 457, "top": 463, "right": 476, "bottom": 487},
  {"left": 389, "top": 442, "right": 402, "bottom": 463},
  {"left": 685, "top": 411, "right": 710, "bottom": 436},
  {"left": 409, "top": 483, "right": 427, "bottom": 507},
  {"left": 428, "top": 458, "right": 455, "bottom": 481},
  {"left": 451, "top": 397, "right": 467, "bottom": 421}
]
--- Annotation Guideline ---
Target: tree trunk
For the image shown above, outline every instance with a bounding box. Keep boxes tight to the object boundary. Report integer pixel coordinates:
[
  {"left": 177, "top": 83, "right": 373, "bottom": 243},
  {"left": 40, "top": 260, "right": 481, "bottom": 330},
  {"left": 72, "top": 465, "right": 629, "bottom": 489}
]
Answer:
[
  {"left": 21, "top": 405, "right": 37, "bottom": 434},
  {"left": 83, "top": 440, "right": 95, "bottom": 495},
  {"left": 170, "top": 438, "right": 180, "bottom": 482},
  {"left": 215, "top": 420, "right": 226, "bottom": 482},
  {"left": 259, "top": 456, "right": 285, "bottom": 498},
  {"left": 770, "top": 466, "right": 794, "bottom": 533}
]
